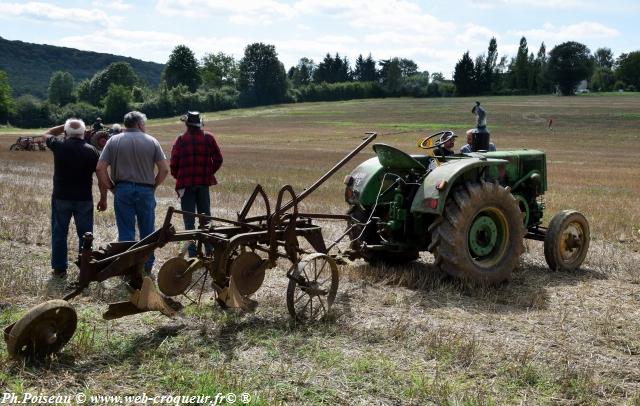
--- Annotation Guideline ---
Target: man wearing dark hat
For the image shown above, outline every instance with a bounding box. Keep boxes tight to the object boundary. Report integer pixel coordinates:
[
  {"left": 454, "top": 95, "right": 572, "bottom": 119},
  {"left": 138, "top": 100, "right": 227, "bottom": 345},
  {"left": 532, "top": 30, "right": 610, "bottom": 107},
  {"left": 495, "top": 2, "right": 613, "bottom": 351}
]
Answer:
[
  {"left": 170, "top": 111, "right": 223, "bottom": 256},
  {"left": 433, "top": 131, "right": 457, "bottom": 157},
  {"left": 92, "top": 117, "right": 104, "bottom": 133}
]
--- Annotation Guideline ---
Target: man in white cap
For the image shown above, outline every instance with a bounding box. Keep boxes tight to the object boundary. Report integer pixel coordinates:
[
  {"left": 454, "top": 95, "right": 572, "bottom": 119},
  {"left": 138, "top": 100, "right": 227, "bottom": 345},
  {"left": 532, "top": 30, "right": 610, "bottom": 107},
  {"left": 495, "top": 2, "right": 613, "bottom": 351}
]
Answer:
[{"left": 43, "top": 118, "right": 106, "bottom": 277}]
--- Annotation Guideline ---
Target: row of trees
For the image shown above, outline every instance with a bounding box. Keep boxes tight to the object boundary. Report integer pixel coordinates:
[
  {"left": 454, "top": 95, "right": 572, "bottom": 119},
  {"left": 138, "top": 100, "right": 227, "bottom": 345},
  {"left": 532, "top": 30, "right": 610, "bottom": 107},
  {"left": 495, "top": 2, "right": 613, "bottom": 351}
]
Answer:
[
  {"left": 454, "top": 37, "right": 640, "bottom": 96},
  {"left": 1, "top": 39, "right": 639, "bottom": 128}
]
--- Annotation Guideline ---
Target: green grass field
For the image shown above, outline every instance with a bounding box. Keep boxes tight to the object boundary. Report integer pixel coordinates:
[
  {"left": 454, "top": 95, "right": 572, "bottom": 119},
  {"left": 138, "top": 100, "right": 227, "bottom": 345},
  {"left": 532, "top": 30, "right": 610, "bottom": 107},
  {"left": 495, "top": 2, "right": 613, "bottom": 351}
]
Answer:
[{"left": 1, "top": 95, "right": 639, "bottom": 404}]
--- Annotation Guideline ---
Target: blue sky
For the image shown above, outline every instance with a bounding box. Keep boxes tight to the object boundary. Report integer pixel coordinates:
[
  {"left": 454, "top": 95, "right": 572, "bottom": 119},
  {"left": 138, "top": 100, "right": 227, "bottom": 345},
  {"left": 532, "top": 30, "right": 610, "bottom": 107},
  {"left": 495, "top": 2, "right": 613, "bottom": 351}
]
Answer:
[{"left": 0, "top": 0, "right": 637, "bottom": 78}]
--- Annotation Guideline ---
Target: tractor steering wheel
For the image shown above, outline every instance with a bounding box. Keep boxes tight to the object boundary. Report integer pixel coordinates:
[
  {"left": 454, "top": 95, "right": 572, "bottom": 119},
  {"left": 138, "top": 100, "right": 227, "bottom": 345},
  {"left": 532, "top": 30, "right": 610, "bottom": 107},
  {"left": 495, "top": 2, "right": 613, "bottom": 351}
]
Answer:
[{"left": 418, "top": 131, "right": 454, "bottom": 150}]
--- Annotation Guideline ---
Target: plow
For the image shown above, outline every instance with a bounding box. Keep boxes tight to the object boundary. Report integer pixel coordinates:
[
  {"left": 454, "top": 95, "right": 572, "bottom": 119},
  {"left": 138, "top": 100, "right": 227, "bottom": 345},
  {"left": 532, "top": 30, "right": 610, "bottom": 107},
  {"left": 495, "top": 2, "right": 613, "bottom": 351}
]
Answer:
[
  {"left": 3, "top": 132, "right": 377, "bottom": 360},
  {"left": 4, "top": 110, "right": 591, "bottom": 361},
  {"left": 9, "top": 136, "right": 47, "bottom": 151}
]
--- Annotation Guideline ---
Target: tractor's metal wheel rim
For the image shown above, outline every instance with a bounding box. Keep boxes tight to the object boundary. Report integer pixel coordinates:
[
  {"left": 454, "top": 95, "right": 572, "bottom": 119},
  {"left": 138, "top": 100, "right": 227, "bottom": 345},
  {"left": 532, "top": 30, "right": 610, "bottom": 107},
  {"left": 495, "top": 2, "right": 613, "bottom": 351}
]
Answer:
[
  {"left": 289, "top": 253, "right": 338, "bottom": 322},
  {"left": 467, "top": 207, "right": 508, "bottom": 267},
  {"left": 560, "top": 222, "right": 585, "bottom": 262}
]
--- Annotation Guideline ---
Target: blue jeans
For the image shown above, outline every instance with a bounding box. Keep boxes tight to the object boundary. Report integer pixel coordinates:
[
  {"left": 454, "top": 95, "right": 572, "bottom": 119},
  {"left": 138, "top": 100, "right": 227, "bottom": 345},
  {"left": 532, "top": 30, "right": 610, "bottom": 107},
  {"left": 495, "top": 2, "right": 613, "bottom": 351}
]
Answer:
[
  {"left": 114, "top": 183, "right": 156, "bottom": 271},
  {"left": 180, "top": 185, "right": 211, "bottom": 256},
  {"left": 51, "top": 198, "right": 93, "bottom": 271}
]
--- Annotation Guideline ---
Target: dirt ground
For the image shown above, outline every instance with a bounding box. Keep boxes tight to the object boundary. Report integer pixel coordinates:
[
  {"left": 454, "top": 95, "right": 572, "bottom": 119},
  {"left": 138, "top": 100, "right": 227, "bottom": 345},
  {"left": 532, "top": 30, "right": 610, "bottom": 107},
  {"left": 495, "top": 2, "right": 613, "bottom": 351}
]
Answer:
[{"left": 1, "top": 95, "right": 639, "bottom": 405}]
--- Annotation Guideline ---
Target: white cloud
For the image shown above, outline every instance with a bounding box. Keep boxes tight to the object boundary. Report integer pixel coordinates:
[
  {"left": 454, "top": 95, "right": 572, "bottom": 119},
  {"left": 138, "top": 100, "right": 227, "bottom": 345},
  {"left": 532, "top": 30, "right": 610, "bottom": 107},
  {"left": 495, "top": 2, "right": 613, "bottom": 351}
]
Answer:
[
  {"left": 511, "top": 22, "right": 620, "bottom": 44},
  {"left": 54, "top": 28, "right": 252, "bottom": 64},
  {"left": 155, "top": 0, "right": 296, "bottom": 24},
  {"left": 294, "top": 0, "right": 454, "bottom": 35},
  {"left": 470, "top": 0, "right": 583, "bottom": 9},
  {"left": 456, "top": 24, "right": 499, "bottom": 49},
  {"left": 53, "top": 29, "right": 185, "bottom": 63},
  {"left": 0, "top": 2, "right": 116, "bottom": 26},
  {"left": 91, "top": 0, "right": 133, "bottom": 11}
]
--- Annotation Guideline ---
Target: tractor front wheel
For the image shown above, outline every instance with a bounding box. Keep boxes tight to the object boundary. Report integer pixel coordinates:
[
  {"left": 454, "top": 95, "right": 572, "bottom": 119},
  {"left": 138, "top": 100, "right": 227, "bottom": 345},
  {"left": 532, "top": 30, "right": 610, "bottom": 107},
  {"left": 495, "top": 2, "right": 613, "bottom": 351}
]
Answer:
[
  {"left": 9, "top": 143, "right": 23, "bottom": 151},
  {"left": 544, "top": 210, "right": 590, "bottom": 272},
  {"left": 429, "top": 180, "right": 525, "bottom": 284}
]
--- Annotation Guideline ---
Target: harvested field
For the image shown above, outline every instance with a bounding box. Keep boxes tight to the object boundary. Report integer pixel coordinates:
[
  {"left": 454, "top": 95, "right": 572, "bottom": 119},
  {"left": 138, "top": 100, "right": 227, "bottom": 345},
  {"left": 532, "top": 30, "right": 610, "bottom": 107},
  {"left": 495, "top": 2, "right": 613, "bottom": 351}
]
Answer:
[{"left": 1, "top": 95, "right": 639, "bottom": 404}]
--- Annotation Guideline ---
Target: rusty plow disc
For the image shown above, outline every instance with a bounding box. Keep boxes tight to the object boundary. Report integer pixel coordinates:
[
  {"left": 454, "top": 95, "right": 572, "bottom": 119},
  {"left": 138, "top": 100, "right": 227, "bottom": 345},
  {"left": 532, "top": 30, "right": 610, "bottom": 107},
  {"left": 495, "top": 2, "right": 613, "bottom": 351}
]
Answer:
[
  {"left": 158, "top": 257, "right": 194, "bottom": 297},
  {"left": 229, "top": 251, "right": 266, "bottom": 296}
]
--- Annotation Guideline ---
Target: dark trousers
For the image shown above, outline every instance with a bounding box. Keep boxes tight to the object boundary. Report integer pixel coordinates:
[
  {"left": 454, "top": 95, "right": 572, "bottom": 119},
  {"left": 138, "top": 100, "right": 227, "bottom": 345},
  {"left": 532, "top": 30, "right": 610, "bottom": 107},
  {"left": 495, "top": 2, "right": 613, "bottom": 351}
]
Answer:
[
  {"left": 51, "top": 198, "right": 93, "bottom": 271},
  {"left": 180, "top": 185, "right": 211, "bottom": 256}
]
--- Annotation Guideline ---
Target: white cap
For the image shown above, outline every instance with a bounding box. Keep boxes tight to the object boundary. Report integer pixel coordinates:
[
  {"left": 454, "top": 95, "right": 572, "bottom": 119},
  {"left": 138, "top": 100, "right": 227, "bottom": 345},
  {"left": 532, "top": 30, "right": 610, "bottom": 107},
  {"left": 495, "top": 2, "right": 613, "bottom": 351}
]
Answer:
[{"left": 64, "top": 118, "right": 86, "bottom": 138}]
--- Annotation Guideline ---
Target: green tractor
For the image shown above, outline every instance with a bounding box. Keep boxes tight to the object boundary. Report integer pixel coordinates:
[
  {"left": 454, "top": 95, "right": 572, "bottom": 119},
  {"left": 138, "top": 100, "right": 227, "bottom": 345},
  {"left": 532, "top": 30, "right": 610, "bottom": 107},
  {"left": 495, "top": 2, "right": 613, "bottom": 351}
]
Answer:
[{"left": 344, "top": 129, "right": 590, "bottom": 284}]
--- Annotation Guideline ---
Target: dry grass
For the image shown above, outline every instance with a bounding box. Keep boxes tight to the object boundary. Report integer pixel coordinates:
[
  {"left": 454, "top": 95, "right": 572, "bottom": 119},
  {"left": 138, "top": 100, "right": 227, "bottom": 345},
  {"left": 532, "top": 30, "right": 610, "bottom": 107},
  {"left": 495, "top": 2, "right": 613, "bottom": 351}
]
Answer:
[{"left": 1, "top": 95, "right": 640, "bottom": 404}]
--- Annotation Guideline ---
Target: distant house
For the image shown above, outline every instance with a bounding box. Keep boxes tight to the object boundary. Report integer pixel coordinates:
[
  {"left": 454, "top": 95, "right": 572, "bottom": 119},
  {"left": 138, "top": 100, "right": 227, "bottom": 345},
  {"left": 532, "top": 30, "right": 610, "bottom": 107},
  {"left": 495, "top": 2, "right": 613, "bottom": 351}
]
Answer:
[{"left": 575, "top": 79, "right": 589, "bottom": 94}]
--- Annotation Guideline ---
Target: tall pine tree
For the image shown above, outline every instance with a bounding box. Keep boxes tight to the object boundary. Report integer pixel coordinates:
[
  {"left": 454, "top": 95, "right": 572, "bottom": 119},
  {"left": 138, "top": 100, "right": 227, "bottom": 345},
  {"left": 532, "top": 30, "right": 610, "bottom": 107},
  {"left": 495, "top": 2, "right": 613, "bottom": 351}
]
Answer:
[
  {"left": 454, "top": 52, "right": 476, "bottom": 96},
  {"left": 513, "top": 36, "right": 530, "bottom": 92}
]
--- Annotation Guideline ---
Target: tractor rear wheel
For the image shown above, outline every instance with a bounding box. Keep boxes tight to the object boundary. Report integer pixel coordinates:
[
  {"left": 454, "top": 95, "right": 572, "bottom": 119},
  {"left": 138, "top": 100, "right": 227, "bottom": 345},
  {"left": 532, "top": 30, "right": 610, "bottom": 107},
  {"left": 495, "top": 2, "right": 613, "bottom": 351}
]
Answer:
[
  {"left": 429, "top": 180, "right": 524, "bottom": 284},
  {"left": 347, "top": 205, "right": 419, "bottom": 266},
  {"left": 544, "top": 210, "right": 589, "bottom": 272}
]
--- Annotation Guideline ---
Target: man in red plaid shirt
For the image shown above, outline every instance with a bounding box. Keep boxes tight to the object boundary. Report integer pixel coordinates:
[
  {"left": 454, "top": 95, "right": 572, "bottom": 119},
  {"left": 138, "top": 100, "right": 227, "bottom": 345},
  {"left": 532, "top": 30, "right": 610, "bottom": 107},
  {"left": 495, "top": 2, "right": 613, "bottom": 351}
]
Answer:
[{"left": 170, "top": 111, "right": 223, "bottom": 256}]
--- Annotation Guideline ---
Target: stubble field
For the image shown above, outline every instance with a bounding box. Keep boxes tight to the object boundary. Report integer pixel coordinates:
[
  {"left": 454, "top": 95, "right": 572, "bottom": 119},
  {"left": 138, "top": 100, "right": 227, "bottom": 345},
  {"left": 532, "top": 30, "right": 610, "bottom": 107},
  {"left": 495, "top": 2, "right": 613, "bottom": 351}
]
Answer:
[{"left": 0, "top": 95, "right": 639, "bottom": 405}]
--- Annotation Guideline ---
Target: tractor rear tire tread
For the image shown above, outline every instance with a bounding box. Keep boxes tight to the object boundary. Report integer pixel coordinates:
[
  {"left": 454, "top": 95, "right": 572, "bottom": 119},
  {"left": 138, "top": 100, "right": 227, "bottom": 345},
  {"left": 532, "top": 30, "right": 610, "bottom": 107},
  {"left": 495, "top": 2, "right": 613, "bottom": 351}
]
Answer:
[{"left": 429, "top": 180, "right": 525, "bottom": 285}]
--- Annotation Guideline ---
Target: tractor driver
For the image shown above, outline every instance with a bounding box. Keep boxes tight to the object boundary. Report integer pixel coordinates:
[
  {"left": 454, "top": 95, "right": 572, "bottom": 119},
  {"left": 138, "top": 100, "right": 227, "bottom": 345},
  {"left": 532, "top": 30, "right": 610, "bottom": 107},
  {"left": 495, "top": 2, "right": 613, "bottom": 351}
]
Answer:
[
  {"left": 433, "top": 132, "right": 457, "bottom": 157},
  {"left": 92, "top": 117, "right": 104, "bottom": 133}
]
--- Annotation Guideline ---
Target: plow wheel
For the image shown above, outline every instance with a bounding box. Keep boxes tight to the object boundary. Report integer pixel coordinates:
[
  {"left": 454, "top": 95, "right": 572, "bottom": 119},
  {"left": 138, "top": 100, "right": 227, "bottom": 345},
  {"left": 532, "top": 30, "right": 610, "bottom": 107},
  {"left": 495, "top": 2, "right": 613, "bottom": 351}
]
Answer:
[
  {"left": 544, "top": 210, "right": 590, "bottom": 272},
  {"left": 230, "top": 251, "right": 266, "bottom": 296},
  {"left": 287, "top": 253, "right": 339, "bottom": 322},
  {"left": 158, "top": 257, "right": 193, "bottom": 297},
  {"left": 5, "top": 300, "right": 77, "bottom": 360}
]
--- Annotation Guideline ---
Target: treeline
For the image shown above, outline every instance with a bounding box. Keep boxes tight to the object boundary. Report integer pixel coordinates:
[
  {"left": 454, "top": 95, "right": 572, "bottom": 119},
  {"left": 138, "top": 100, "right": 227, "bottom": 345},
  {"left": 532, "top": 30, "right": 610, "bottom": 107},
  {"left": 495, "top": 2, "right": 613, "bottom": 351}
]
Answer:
[
  {"left": 1, "top": 38, "right": 639, "bottom": 128},
  {"left": 453, "top": 37, "right": 640, "bottom": 96},
  {"left": 0, "top": 36, "right": 163, "bottom": 98}
]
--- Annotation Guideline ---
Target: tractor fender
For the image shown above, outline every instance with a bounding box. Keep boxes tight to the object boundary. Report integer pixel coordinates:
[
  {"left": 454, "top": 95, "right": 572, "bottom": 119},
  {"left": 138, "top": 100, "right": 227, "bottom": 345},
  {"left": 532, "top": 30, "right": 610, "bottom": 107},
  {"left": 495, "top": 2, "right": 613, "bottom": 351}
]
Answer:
[{"left": 410, "top": 157, "right": 508, "bottom": 215}]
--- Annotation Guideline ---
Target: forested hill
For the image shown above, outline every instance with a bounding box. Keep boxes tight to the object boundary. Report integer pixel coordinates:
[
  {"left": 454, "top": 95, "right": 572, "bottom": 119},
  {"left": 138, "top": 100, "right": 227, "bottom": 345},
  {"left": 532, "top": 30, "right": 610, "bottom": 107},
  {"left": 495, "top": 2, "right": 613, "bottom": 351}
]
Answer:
[{"left": 0, "top": 37, "right": 164, "bottom": 98}]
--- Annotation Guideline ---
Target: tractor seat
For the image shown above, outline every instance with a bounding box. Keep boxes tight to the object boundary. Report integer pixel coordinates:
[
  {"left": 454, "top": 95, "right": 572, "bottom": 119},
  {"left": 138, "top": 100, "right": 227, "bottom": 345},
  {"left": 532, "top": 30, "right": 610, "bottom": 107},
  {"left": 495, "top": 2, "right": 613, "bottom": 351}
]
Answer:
[{"left": 373, "top": 143, "right": 426, "bottom": 171}]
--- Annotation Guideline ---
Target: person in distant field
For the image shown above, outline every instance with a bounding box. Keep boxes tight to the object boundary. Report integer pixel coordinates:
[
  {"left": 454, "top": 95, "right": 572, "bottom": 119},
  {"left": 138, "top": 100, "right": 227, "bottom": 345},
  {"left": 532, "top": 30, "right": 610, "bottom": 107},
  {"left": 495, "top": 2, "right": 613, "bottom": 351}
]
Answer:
[
  {"left": 43, "top": 118, "right": 106, "bottom": 277},
  {"left": 96, "top": 111, "right": 169, "bottom": 273},
  {"left": 433, "top": 131, "right": 457, "bottom": 156},
  {"left": 460, "top": 129, "right": 496, "bottom": 153},
  {"left": 92, "top": 117, "right": 104, "bottom": 133},
  {"left": 170, "top": 111, "right": 223, "bottom": 257}
]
